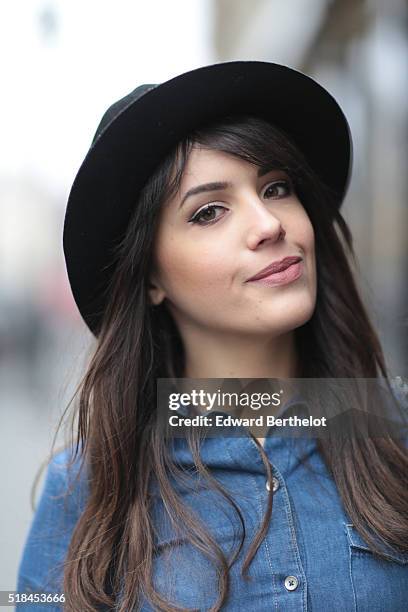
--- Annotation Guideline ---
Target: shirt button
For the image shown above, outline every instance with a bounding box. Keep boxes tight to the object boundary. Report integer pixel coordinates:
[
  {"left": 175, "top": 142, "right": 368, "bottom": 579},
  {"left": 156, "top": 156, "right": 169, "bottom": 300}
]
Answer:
[
  {"left": 284, "top": 575, "right": 299, "bottom": 591},
  {"left": 265, "top": 476, "right": 280, "bottom": 492}
]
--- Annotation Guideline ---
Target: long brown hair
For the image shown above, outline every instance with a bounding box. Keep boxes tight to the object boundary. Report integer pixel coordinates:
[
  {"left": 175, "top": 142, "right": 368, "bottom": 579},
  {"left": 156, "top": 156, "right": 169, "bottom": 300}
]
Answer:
[{"left": 49, "top": 116, "right": 407, "bottom": 611}]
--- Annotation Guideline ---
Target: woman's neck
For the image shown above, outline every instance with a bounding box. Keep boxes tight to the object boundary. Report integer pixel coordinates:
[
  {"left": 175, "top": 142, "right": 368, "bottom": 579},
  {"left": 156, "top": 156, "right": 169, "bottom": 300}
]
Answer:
[{"left": 183, "top": 329, "right": 298, "bottom": 379}]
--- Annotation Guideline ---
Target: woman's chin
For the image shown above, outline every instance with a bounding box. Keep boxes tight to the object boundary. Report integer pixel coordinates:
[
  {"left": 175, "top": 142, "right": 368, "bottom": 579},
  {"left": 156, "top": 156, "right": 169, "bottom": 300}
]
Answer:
[{"left": 246, "top": 302, "right": 315, "bottom": 335}]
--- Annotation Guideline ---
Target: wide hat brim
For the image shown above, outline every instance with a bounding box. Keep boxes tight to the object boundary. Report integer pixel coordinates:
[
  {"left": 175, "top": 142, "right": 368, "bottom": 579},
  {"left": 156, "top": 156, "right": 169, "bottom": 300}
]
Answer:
[{"left": 63, "top": 60, "right": 353, "bottom": 336}]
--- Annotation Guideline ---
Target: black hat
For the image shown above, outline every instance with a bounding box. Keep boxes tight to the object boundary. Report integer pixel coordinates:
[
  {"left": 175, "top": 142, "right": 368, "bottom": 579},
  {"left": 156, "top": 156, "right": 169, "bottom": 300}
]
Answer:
[{"left": 63, "top": 60, "right": 353, "bottom": 336}]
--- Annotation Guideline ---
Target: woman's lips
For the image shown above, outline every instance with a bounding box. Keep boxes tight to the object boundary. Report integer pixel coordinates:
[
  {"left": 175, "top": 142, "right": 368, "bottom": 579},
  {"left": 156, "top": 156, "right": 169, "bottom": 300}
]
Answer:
[{"left": 247, "top": 261, "right": 303, "bottom": 287}]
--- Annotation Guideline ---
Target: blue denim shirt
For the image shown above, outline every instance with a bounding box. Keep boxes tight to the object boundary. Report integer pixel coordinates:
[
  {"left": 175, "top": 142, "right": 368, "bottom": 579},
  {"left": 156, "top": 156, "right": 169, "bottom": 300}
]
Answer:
[{"left": 17, "top": 393, "right": 408, "bottom": 611}]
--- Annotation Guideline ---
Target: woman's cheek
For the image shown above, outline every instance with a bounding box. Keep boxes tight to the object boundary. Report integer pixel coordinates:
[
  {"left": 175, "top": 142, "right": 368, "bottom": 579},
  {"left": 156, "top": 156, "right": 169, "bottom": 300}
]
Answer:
[{"left": 158, "top": 241, "right": 228, "bottom": 294}]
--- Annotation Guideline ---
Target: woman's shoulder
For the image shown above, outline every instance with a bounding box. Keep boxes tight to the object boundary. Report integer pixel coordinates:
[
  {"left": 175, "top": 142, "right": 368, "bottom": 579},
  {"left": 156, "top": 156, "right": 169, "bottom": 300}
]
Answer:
[
  {"left": 46, "top": 445, "right": 88, "bottom": 485},
  {"left": 16, "top": 446, "right": 89, "bottom": 606},
  {"left": 37, "top": 445, "right": 89, "bottom": 511}
]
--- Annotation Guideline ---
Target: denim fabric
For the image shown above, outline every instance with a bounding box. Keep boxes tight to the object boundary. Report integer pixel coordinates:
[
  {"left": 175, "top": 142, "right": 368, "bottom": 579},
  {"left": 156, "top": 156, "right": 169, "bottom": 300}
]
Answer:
[{"left": 17, "top": 395, "right": 408, "bottom": 611}]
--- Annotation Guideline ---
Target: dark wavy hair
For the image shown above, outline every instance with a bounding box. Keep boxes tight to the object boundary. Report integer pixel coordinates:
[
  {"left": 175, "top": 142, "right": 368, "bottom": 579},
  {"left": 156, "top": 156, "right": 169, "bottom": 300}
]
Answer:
[{"left": 46, "top": 115, "right": 407, "bottom": 611}]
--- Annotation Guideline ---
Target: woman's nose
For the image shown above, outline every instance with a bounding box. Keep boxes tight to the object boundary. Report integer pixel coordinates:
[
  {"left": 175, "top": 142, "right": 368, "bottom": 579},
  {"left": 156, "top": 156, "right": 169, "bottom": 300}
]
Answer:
[{"left": 245, "top": 198, "right": 286, "bottom": 250}]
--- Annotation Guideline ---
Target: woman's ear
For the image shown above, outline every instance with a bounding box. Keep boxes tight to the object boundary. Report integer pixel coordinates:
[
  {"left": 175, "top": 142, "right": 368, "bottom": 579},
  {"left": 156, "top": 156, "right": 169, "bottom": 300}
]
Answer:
[{"left": 148, "top": 277, "right": 166, "bottom": 306}]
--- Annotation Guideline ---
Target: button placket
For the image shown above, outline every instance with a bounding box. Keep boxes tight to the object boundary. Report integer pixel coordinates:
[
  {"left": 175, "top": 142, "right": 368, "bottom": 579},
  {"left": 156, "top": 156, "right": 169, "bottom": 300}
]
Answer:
[{"left": 244, "top": 437, "right": 306, "bottom": 604}]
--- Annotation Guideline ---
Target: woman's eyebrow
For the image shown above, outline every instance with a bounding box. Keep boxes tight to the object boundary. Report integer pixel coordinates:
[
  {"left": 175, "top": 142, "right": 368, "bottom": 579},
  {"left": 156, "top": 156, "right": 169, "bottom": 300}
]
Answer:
[
  {"left": 178, "top": 181, "right": 232, "bottom": 210},
  {"left": 178, "top": 167, "right": 284, "bottom": 210}
]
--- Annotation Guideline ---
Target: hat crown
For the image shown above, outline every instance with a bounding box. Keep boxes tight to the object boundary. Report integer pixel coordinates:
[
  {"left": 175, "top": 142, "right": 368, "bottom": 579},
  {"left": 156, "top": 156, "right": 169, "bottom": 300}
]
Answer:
[{"left": 91, "top": 83, "right": 157, "bottom": 146}]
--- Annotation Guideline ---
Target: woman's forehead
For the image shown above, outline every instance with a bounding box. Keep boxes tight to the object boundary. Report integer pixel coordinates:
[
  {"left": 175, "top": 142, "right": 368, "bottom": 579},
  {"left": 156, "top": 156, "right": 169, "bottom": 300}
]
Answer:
[{"left": 178, "top": 147, "right": 273, "bottom": 188}]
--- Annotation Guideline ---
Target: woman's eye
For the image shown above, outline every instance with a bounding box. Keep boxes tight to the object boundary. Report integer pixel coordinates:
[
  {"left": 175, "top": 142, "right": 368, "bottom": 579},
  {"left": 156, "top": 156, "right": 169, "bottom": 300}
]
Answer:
[
  {"left": 188, "top": 181, "right": 291, "bottom": 226},
  {"left": 263, "top": 180, "right": 292, "bottom": 199},
  {"left": 189, "top": 204, "right": 226, "bottom": 226}
]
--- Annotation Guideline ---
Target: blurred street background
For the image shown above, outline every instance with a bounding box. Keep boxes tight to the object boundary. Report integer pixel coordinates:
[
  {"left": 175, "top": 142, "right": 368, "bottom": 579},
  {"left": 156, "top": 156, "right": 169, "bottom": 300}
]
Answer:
[{"left": 1, "top": 0, "right": 407, "bottom": 596}]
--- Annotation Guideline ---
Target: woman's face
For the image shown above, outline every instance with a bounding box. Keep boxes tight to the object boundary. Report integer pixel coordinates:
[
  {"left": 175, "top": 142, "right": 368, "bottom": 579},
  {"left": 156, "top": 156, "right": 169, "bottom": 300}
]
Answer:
[{"left": 149, "top": 146, "right": 317, "bottom": 338}]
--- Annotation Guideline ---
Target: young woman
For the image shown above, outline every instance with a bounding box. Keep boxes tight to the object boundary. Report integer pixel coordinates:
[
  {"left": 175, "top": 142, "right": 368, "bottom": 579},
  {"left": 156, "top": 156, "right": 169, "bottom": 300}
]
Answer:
[{"left": 17, "top": 62, "right": 408, "bottom": 612}]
